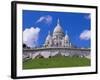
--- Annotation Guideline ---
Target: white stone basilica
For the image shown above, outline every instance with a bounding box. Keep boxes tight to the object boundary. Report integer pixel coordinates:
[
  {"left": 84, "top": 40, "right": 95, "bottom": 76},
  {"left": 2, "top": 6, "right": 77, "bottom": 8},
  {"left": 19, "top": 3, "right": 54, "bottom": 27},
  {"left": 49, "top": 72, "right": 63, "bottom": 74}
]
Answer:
[
  {"left": 23, "top": 19, "right": 90, "bottom": 59},
  {"left": 44, "top": 19, "right": 72, "bottom": 48}
]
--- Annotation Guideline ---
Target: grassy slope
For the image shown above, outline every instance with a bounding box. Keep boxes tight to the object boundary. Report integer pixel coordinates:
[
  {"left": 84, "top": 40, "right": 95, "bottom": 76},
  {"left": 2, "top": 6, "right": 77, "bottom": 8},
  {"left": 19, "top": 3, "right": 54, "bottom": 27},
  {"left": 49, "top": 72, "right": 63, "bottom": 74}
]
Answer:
[{"left": 23, "top": 56, "right": 90, "bottom": 69}]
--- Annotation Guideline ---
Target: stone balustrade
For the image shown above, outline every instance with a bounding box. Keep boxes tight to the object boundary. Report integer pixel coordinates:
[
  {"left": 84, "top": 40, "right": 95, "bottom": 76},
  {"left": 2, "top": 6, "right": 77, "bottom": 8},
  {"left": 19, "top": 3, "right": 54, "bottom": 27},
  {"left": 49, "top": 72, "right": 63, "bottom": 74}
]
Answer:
[{"left": 23, "top": 47, "right": 90, "bottom": 59}]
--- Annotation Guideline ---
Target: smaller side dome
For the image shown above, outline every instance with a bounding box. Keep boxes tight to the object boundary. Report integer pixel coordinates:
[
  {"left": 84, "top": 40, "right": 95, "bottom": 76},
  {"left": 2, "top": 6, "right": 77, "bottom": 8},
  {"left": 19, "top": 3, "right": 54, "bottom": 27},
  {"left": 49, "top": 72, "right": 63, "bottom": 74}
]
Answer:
[
  {"left": 46, "top": 31, "right": 52, "bottom": 41},
  {"left": 64, "top": 31, "right": 69, "bottom": 41}
]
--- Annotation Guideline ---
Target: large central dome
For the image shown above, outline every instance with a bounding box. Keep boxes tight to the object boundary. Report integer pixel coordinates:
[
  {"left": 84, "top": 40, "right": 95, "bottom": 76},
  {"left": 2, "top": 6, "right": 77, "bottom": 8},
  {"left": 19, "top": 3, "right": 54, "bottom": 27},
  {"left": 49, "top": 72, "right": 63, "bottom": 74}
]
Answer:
[
  {"left": 53, "top": 19, "right": 64, "bottom": 38},
  {"left": 53, "top": 19, "right": 63, "bottom": 33}
]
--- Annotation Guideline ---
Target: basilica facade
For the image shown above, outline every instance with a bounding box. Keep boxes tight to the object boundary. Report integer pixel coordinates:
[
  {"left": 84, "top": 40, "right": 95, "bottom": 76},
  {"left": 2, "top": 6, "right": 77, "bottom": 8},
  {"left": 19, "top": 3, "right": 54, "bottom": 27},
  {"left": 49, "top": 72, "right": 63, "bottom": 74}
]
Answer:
[
  {"left": 44, "top": 19, "right": 72, "bottom": 48},
  {"left": 23, "top": 19, "right": 90, "bottom": 59}
]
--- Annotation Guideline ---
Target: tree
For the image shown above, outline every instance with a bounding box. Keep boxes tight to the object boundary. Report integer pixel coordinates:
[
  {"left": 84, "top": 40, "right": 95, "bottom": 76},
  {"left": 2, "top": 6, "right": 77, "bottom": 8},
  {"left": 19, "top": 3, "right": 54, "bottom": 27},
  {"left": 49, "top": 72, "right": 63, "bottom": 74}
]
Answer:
[{"left": 23, "top": 43, "right": 30, "bottom": 49}]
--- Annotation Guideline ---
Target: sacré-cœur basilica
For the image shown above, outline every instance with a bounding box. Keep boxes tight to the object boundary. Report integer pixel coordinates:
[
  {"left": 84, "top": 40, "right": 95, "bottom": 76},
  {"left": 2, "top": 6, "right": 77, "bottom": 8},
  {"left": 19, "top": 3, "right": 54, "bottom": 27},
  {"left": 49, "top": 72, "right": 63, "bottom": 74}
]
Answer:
[{"left": 23, "top": 19, "right": 90, "bottom": 59}]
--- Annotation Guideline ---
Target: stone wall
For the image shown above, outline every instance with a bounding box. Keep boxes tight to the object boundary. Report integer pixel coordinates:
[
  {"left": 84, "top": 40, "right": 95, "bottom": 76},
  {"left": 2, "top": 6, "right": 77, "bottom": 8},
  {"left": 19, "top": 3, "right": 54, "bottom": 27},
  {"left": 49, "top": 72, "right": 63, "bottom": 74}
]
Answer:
[{"left": 23, "top": 47, "right": 90, "bottom": 59}]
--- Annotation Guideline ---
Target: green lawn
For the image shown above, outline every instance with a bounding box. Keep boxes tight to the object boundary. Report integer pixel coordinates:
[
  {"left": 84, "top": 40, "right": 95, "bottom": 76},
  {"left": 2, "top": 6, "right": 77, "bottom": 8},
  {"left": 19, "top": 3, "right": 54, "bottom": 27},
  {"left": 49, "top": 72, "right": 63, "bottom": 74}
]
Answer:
[{"left": 23, "top": 56, "right": 90, "bottom": 69}]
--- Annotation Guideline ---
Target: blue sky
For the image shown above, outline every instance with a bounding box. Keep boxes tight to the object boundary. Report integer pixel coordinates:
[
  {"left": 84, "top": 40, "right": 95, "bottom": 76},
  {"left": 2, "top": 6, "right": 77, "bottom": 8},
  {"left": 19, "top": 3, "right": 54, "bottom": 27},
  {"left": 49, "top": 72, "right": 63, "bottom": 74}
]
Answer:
[{"left": 23, "top": 10, "right": 91, "bottom": 48}]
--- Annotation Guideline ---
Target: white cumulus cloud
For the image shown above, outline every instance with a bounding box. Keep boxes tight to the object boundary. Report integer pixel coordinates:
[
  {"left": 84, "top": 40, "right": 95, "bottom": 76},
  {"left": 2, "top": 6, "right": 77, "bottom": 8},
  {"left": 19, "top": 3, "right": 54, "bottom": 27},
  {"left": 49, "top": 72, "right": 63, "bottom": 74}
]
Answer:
[
  {"left": 23, "top": 27, "right": 40, "bottom": 48},
  {"left": 36, "top": 15, "right": 52, "bottom": 24},
  {"left": 80, "top": 30, "right": 91, "bottom": 40}
]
